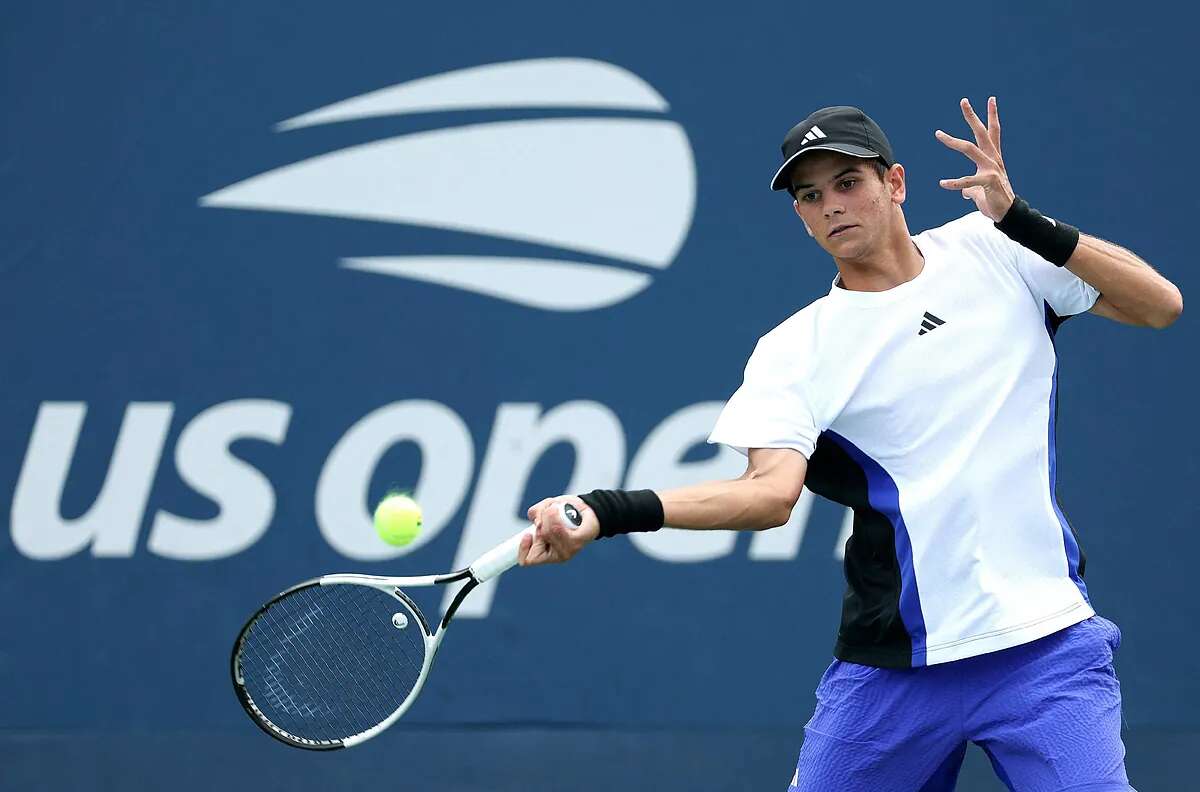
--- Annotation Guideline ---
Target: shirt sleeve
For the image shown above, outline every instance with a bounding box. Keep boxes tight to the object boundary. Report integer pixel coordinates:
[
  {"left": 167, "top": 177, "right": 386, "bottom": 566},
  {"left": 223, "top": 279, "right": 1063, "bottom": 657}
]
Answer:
[
  {"left": 975, "top": 211, "right": 1100, "bottom": 318},
  {"left": 707, "top": 336, "right": 821, "bottom": 459}
]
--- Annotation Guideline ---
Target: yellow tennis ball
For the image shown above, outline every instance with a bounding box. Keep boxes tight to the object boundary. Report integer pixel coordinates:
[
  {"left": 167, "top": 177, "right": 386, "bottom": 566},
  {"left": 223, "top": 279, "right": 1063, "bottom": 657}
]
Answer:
[{"left": 374, "top": 494, "right": 422, "bottom": 547}]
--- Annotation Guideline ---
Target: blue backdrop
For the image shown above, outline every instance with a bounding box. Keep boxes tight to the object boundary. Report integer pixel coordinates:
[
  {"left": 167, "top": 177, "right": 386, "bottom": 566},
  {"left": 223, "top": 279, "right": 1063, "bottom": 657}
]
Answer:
[{"left": 2, "top": 2, "right": 1195, "bottom": 789}]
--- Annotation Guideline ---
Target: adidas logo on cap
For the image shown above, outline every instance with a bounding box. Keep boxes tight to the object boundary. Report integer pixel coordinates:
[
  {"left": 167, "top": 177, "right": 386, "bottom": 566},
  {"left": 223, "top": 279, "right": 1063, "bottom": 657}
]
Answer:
[{"left": 800, "top": 125, "right": 827, "bottom": 145}]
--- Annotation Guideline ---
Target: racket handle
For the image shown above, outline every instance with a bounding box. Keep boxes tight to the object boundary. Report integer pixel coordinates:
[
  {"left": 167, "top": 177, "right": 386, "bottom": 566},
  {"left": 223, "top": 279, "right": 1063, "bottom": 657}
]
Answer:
[
  {"left": 469, "top": 502, "right": 583, "bottom": 583},
  {"left": 469, "top": 529, "right": 528, "bottom": 583}
]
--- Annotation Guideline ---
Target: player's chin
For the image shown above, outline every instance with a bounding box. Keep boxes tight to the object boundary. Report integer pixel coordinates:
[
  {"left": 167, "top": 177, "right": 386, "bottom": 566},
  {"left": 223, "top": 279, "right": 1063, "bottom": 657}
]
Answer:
[
  {"left": 819, "top": 236, "right": 861, "bottom": 257},
  {"left": 827, "top": 229, "right": 873, "bottom": 256}
]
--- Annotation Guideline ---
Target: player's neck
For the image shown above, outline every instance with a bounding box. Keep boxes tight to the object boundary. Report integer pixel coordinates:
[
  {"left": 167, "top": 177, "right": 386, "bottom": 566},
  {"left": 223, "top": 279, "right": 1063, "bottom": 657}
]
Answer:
[{"left": 831, "top": 221, "right": 924, "bottom": 293}]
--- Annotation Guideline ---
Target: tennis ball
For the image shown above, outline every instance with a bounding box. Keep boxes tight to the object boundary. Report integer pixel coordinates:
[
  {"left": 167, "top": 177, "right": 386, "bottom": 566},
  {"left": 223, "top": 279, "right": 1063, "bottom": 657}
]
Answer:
[{"left": 374, "top": 494, "right": 422, "bottom": 547}]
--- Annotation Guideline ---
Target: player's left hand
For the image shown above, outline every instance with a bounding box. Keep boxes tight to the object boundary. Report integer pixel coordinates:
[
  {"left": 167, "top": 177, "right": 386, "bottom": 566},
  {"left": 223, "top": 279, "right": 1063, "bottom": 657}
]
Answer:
[{"left": 935, "top": 97, "right": 1016, "bottom": 222}]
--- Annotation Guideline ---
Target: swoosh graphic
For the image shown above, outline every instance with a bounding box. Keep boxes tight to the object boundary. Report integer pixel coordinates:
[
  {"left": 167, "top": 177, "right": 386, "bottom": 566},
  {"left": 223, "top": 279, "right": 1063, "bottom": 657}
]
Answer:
[
  {"left": 341, "top": 256, "right": 652, "bottom": 311},
  {"left": 276, "top": 58, "right": 669, "bottom": 131},
  {"left": 200, "top": 118, "right": 695, "bottom": 268}
]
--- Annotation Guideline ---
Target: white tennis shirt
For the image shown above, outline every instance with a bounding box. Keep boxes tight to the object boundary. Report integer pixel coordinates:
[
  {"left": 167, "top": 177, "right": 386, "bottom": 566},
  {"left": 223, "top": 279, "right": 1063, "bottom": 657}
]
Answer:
[{"left": 708, "top": 211, "right": 1101, "bottom": 667}]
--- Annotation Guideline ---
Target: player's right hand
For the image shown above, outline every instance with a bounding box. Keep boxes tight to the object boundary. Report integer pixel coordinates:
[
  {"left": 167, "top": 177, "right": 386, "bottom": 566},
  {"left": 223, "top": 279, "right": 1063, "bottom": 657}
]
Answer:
[{"left": 518, "top": 496, "right": 600, "bottom": 566}]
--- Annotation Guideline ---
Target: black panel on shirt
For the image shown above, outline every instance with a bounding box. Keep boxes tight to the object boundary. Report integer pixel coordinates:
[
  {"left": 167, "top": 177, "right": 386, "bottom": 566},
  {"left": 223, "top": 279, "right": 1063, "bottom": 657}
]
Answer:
[
  {"left": 1045, "top": 301, "right": 1088, "bottom": 580},
  {"left": 805, "top": 431, "right": 916, "bottom": 668}
]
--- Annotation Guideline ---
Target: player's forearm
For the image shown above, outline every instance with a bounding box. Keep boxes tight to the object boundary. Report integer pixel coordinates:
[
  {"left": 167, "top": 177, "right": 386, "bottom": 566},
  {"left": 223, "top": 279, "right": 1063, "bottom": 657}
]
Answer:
[
  {"left": 656, "top": 477, "right": 792, "bottom": 531},
  {"left": 1066, "top": 234, "right": 1182, "bottom": 329}
]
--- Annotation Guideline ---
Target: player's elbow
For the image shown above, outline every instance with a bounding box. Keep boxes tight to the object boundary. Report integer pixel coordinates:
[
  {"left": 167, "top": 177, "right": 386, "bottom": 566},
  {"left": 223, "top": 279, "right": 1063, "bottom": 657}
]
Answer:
[
  {"left": 764, "top": 499, "right": 796, "bottom": 529},
  {"left": 741, "top": 448, "right": 808, "bottom": 529},
  {"left": 1150, "top": 288, "right": 1183, "bottom": 329},
  {"left": 758, "top": 485, "right": 803, "bottom": 529}
]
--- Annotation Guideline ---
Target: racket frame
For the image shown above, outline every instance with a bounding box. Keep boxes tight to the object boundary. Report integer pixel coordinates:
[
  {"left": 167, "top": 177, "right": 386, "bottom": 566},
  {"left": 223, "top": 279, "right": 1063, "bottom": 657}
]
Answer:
[
  {"left": 231, "top": 503, "right": 575, "bottom": 750},
  {"left": 231, "top": 568, "right": 474, "bottom": 750}
]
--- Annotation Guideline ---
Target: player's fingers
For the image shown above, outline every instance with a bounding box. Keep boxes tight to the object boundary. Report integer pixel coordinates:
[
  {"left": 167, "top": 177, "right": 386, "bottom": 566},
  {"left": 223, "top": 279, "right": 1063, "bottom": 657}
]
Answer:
[
  {"left": 938, "top": 174, "right": 989, "bottom": 190},
  {"left": 535, "top": 500, "right": 562, "bottom": 534},
  {"left": 960, "top": 98, "right": 991, "bottom": 148},
  {"left": 540, "top": 510, "right": 568, "bottom": 547},
  {"left": 529, "top": 535, "right": 554, "bottom": 565},
  {"left": 987, "top": 96, "right": 1002, "bottom": 155},
  {"left": 526, "top": 533, "right": 550, "bottom": 565},
  {"left": 934, "top": 130, "right": 992, "bottom": 167},
  {"left": 517, "top": 532, "right": 533, "bottom": 566},
  {"left": 934, "top": 129, "right": 980, "bottom": 157},
  {"left": 962, "top": 97, "right": 1002, "bottom": 161},
  {"left": 527, "top": 498, "right": 555, "bottom": 522}
]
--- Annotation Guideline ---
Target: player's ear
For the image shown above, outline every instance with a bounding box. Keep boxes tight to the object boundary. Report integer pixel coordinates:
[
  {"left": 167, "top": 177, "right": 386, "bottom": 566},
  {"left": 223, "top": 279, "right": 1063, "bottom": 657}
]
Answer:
[
  {"left": 792, "top": 200, "right": 815, "bottom": 237},
  {"left": 888, "top": 163, "right": 907, "bottom": 205},
  {"left": 787, "top": 196, "right": 816, "bottom": 236}
]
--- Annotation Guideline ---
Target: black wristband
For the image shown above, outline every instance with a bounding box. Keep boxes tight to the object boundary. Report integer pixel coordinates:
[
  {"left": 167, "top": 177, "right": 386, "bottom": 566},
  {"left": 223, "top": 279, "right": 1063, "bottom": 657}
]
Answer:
[
  {"left": 577, "top": 489, "right": 664, "bottom": 539},
  {"left": 994, "top": 196, "right": 1080, "bottom": 267}
]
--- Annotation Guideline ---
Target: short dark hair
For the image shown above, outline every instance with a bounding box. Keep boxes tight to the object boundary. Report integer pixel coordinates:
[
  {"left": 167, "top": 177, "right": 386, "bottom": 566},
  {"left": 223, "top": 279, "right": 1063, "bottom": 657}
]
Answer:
[{"left": 788, "top": 157, "right": 889, "bottom": 198}]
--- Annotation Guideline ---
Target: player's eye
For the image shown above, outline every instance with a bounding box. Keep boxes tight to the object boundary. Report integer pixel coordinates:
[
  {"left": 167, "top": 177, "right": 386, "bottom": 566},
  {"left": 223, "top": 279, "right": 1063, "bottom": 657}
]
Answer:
[
  {"left": 839, "top": 179, "right": 857, "bottom": 190},
  {"left": 799, "top": 191, "right": 818, "bottom": 203}
]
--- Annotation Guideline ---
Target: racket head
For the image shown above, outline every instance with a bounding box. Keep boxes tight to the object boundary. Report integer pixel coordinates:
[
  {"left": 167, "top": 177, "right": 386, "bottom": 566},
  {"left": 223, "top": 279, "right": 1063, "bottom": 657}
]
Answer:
[{"left": 231, "top": 577, "right": 434, "bottom": 750}]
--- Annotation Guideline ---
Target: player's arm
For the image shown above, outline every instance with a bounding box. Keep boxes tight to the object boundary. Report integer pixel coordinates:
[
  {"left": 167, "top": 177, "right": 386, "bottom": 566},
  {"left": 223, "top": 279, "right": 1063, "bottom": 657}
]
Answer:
[
  {"left": 1088, "top": 292, "right": 1144, "bottom": 327},
  {"left": 936, "top": 96, "right": 1183, "bottom": 329},
  {"left": 1070, "top": 235, "right": 1182, "bottom": 328},
  {"left": 518, "top": 447, "right": 807, "bottom": 566},
  {"left": 657, "top": 446, "right": 807, "bottom": 530}
]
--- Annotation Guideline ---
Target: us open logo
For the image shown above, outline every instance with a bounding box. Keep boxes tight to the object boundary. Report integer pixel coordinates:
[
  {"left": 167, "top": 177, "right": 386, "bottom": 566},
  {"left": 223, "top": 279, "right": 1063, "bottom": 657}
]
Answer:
[{"left": 200, "top": 58, "right": 697, "bottom": 311}]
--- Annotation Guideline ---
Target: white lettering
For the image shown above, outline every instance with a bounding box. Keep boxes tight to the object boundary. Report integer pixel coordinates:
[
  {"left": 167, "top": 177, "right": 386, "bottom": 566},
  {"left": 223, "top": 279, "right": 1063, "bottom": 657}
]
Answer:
[
  {"left": 11, "top": 398, "right": 842, "bottom": 573},
  {"left": 147, "top": 400, "right": 291, "bottom": 560},
  {"left": 12, "top": 402, "right": 172, "bottom": 559}
]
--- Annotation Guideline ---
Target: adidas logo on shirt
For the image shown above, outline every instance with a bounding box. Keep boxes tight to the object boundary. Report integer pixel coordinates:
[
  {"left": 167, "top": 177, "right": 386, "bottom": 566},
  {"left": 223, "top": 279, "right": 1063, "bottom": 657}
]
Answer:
[
  {"left": 800, "top": 125, "right": 827, "bottom": 145},
  {"left": 918, "top": 311, "right": 946, "bottom": 336}
]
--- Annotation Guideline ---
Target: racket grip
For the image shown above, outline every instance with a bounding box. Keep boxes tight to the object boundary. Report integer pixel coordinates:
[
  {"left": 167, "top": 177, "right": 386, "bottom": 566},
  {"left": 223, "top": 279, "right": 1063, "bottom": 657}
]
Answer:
[
  {"left": 469, "top": 503, "right": 582, "bottom": 583},
  {"left": 469, "top": 529, "right": 529, "bottom": 583}
]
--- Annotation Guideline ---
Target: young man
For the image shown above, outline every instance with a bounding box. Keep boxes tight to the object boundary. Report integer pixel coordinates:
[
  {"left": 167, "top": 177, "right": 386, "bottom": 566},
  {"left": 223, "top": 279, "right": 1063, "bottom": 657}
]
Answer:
[{"left": 517, "top": 98, "right": 1182, "bottom": 790}]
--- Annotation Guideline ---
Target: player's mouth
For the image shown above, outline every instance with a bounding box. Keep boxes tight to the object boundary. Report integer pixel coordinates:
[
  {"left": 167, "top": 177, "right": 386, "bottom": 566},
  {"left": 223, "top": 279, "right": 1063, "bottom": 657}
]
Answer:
[{"left": 828, "top": 224, "right": 857, "bottom": 238}]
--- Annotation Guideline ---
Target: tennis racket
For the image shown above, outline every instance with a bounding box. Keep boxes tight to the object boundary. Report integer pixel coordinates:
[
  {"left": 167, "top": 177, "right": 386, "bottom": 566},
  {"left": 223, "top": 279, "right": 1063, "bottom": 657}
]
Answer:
[{"left": 230, "top": 501, "right": 583, "bottom": 750}]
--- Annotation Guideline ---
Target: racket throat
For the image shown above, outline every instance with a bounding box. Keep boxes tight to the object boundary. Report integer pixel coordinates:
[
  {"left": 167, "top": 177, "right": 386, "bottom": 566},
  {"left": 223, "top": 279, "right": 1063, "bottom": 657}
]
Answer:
[{"left": 440, "top": 577, "right": 479, "bottom": 629}]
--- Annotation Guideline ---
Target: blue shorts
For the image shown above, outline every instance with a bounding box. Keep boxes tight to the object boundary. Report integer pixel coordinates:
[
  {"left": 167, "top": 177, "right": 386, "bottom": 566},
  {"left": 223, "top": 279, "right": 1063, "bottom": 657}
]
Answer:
[{"left": 788, "top": 615, "right": 1134, "bottom": 791}]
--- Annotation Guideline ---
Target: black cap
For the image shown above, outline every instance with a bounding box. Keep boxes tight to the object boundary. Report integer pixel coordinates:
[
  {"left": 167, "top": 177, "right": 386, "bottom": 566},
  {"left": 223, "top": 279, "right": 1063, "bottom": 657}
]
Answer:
[{"left": 770, "top": 106, "right": 894, "bottom": 192}]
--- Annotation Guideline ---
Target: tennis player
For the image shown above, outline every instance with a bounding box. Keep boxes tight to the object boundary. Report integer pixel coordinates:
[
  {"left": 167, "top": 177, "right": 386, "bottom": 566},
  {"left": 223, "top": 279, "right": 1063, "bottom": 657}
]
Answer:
[{"left": 519, "top": 97, "right": 1182, "bottom": 790}]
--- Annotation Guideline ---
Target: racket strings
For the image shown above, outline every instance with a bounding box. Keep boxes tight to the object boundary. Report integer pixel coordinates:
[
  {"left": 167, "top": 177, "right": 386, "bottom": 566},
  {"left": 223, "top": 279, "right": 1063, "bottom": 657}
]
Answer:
[
  {"left": 247, "top": 586, "right": 422, "bottom": 738},
  {"left": 237, "top": 584, "right": 428, "bottom": 742}
]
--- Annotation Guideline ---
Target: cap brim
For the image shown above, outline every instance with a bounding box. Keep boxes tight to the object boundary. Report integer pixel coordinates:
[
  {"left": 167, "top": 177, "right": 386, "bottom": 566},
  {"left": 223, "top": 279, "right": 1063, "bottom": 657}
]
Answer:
[{"left": 769, "top": 143, "right": 881, "bottom": 191}]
